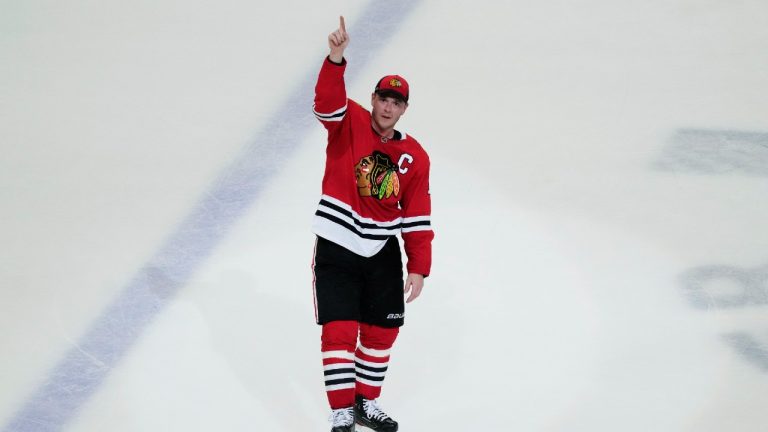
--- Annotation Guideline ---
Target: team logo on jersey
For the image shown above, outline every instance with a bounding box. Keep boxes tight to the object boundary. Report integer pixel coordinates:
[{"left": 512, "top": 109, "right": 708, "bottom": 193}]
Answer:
[{"left": 355, "top": 151, "right": 400, "bottom": 199}]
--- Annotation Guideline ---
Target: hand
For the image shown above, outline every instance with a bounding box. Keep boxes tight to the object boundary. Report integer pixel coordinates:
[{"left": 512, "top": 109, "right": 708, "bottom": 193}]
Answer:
[
  {"left": 404, "top": 273, "right": 424, "bottom": 303},
  {"left": 328, "top": 16, "right": 349, "bottom": 63}
]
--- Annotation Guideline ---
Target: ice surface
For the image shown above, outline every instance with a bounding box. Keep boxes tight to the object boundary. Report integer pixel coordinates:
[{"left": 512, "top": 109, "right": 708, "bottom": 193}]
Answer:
[{"left": 1, "top": 0, "right": 767, "bottom": 431}]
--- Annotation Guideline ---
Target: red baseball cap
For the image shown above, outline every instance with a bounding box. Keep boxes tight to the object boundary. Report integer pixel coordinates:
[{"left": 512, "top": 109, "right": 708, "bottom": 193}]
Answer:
[{"left": 375, "top": 75, "right": 409, "bottom": 103}]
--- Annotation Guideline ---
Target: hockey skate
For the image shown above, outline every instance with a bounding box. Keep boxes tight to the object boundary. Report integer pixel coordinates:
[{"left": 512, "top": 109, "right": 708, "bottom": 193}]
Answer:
[
  {"left": 329, "top": 406, "right": 355, "bottom": 432},
  {"left": 354, "top": 395, "right": 398, "bottom": 432}
]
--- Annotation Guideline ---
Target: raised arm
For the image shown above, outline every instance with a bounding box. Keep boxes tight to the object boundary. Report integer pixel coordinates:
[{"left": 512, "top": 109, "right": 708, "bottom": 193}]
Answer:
[
  {"left": 314, "top": 16, "right": 351, "bottom": 131},
  {"left": 328, "top": 16, "right": 349, "bottom": 63}
]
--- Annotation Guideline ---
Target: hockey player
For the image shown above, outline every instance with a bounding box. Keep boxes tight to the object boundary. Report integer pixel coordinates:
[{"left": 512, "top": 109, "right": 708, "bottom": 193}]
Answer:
[{"left": 311, "top": 16, "right": 434, "bottom": 432}]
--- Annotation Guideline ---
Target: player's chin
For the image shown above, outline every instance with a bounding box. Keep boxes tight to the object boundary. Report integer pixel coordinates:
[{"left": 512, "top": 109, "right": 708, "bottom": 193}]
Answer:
[{"left": 379, "top": 118, "right": 396, "bottom": 129}]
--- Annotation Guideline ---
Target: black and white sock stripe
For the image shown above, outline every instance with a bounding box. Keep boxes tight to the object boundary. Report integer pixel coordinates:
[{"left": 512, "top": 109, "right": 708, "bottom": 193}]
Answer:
[
  {"left": 354, "top": 345, "right": 390, "bottom": 388},
  {"left": 323, "top": 350, "right": 356, "bottom": 392},
  {"left": 355, "top": 358, "right": 389, "bottom": 387}
]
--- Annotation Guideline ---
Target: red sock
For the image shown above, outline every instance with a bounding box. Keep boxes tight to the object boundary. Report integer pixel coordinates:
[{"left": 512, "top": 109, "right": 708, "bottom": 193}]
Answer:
[
  {"left": 321, "top": 321, "right": 359, "bottom": 409},
  {"left": 355, "top": 324, "right": 399, "bottom": 400}
]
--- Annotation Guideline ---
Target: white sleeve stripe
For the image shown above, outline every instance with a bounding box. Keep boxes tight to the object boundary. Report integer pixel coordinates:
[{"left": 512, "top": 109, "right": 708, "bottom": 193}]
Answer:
[
  {"left": 313, "top": 103, "right": 347, "bottom": 119},
  {"left": 315, "top": 114, "right": 344, "bottom": 122},
  {"left": 402, "top": 215, "right": 431, "bottom": 223},
  {"left": 402, "top": 225, "right": 433, "bottom": 233}
]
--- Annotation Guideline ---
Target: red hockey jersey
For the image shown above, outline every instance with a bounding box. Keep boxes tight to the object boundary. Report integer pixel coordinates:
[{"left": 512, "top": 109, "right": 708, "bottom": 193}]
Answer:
[{"left": 312, "top": 57, "right": 433, "bottom": 276}]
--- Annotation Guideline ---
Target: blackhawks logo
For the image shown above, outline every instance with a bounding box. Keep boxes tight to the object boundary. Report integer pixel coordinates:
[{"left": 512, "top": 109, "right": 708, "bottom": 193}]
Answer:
[{"left": 355, "top": 151, "right": 400, "bottom": 199}]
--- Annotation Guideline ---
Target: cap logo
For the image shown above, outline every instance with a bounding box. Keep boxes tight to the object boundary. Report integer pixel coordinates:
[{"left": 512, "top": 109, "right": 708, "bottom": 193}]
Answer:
[{"left": 389, "top": 78, "right": 402, "bottom": 87}]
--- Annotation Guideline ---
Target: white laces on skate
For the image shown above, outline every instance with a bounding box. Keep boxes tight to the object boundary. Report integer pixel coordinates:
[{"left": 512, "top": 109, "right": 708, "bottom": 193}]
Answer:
[
  {"left": 329, "top": 407, "right": 354, "bottom": 426},
  {"left": 362, "top": 398, "right": 390, "bottom": 422}
]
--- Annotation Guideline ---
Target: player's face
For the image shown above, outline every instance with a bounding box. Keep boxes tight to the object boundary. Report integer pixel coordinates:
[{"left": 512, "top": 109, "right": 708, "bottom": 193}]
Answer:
[{"left": 371, "top": 93, "right": 408, "bottom": 133}]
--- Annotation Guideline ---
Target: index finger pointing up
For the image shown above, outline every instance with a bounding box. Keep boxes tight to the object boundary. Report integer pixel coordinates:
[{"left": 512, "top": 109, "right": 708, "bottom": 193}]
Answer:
[{"left": 340, "top": 15, "right": 346, "bottom": 33}]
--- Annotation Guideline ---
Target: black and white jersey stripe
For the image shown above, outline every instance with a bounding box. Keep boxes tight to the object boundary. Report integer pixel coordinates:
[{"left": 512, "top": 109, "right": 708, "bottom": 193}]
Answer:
[
  {"left": 313, "top": 103, "right": 347, "bottom": 122},
  {"left": 315, "top": 195, "right": 402, "bottom": 240},
  {"left": 312, "top": 194, "right": 431, "bottom": 257}
]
